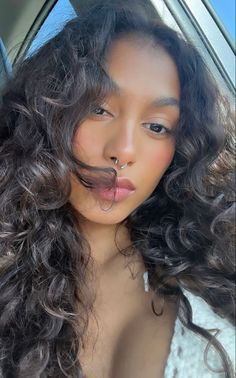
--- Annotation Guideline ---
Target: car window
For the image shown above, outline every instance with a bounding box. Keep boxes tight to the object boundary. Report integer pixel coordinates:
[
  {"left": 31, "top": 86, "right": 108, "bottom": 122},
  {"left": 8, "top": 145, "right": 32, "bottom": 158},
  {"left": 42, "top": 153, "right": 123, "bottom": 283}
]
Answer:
[
  {"left": 208, "top": 0, "right": 235, "bottom": 42},
  {"left": 27, "top": 0, "right": 76, "bottom": 57},
  {"left": 157, "top": 0, "right": 235, "bottom": 100}
]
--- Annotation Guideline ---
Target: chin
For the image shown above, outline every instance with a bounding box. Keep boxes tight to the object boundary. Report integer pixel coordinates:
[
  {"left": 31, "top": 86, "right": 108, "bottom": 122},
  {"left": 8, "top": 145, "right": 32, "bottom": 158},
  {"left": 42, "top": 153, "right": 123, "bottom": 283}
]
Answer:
[{"left": 72, "top": 202, "right": 134, "bottom": 226}]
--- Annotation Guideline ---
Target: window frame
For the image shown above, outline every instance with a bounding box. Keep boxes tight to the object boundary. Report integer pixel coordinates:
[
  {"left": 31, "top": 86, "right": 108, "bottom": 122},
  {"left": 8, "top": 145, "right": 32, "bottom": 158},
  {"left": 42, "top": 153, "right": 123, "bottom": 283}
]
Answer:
[{"left": 151, "top": 0, "right": 235, "bottom": 101}]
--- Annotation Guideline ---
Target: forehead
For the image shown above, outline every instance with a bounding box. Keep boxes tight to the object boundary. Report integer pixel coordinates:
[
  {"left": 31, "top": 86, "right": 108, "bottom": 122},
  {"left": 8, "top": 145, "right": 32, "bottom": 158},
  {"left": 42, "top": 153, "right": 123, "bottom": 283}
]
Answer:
[{"left": 104, "top": 36, "right": 180, "bottom": 101}]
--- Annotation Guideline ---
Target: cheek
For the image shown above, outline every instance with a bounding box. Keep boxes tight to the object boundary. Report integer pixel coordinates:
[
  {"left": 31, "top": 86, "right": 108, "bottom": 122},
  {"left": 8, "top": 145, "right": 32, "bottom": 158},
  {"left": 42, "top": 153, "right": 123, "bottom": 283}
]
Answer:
[
  {"left": 72, "top": 125, "right": 100, "bottom": 160},
  {"left": 147, "top": 142, "right": 175, "bottom": 172}
]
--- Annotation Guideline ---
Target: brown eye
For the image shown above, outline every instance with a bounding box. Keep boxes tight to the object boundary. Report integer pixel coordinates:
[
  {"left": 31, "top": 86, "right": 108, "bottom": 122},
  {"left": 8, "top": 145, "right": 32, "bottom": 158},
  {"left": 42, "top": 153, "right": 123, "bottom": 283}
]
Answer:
[
  {"left": 94, "top": 107, "right": 104, "bottom": 115},
  {"left": 143, "top": 123, "right": 172, "bottom": 135},
  {"left": 93, "top": 107, "right": 109, "bottom": 116}
]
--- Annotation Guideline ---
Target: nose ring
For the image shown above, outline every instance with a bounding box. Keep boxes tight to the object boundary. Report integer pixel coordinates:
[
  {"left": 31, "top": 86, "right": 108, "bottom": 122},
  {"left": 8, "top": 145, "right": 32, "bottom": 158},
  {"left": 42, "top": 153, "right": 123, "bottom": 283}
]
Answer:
[{"left": 112, "top": 158, "right": 128, "bottom": 169}]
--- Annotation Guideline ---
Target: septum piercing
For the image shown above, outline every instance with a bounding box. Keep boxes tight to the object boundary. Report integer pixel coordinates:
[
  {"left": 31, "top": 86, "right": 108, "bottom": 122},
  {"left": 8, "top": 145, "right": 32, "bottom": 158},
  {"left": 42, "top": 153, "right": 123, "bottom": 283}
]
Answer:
[{"left": 113, "top": 158, "right": 128, "bottom": 170}]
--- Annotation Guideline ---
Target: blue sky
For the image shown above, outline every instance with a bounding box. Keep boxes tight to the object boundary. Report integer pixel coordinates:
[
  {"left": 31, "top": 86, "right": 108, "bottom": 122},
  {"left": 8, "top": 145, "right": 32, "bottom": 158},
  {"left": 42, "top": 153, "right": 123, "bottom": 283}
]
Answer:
[
  {"left": 209, "top": 0, "right": 235, "bottom": 41},
  {"left": 27, "top": 0, "right": 76, "bottom": 56}
]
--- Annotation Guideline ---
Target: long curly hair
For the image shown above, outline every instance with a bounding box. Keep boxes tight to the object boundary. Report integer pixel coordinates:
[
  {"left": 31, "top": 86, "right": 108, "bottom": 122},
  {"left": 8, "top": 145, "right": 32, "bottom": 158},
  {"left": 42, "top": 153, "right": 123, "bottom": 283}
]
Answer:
[{"left": 0, "top": 1, "right": 235, "bottom": 377}]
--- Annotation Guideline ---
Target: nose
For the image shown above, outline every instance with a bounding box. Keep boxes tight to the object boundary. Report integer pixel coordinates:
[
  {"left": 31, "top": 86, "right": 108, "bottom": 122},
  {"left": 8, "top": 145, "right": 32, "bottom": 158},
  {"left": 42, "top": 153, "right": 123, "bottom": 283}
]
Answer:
[{"left": 103, "top": 118, "right": 138, "bottom": 169}]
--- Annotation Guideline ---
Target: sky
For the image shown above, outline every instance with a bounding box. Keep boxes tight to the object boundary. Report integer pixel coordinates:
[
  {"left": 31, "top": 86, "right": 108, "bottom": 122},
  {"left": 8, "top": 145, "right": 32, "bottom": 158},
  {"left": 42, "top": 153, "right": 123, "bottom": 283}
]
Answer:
[
  {"left": 27, "top": 0, "right": 76, "bottom": 57},
  {"left": 27, "top": 0, "right": 235, "bottom": 57},
  {"left": 209, "top": 0, "right": 235, "bottom": 41}
]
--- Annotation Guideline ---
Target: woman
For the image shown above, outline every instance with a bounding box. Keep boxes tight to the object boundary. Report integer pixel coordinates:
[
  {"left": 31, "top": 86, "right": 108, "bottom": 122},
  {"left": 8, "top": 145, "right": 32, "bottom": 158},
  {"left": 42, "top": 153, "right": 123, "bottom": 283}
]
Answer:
[{"left": 0, "top": 1, "right": 235, "bottom": 377}]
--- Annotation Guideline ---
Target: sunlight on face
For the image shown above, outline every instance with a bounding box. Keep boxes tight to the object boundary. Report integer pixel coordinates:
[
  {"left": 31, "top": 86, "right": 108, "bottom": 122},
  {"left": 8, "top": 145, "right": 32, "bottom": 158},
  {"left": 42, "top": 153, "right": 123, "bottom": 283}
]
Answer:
[{"left": 69, "top": 36, "right": 180, "bottom": 226}]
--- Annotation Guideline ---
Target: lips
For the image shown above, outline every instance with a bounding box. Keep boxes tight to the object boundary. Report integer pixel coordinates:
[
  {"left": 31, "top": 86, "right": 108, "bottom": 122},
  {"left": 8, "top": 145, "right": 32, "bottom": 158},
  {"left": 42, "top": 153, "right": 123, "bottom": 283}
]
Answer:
[
  {"left": 92, "top": 177, "right": 136, "bottom": 202},
  {"left": 115, "top": 177, "right": 136, "bottom": 191}
]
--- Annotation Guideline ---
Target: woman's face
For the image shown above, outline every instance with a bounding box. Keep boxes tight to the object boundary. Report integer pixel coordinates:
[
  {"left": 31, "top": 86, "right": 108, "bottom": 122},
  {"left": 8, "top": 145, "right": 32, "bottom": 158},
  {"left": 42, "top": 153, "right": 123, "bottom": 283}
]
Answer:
[{"left": 69, "top": 36, "right": 180, "bottom": 225}]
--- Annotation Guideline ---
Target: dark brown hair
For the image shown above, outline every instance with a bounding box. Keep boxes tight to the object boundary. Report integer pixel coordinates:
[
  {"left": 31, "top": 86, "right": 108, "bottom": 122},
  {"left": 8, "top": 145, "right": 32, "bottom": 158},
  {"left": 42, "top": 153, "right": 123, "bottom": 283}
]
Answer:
[{"left": 0, "top": 1, "right": 235, "bottom": 377}]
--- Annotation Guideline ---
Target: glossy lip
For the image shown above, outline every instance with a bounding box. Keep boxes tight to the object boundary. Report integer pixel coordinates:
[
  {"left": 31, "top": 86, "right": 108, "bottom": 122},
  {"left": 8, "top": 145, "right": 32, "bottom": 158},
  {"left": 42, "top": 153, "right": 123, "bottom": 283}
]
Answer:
[
  {"left": 116, "top": 177, "right": 136, "bottom": 190},
  {"left": 92, "top": 177, "right": 136, "bottom": 202}
]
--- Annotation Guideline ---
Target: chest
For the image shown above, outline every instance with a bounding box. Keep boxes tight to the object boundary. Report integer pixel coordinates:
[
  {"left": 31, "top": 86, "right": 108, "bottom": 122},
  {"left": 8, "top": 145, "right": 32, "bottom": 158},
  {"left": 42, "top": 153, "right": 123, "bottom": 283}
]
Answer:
[{"left": 78, "top": 300, "right": 177, "bottom": 378}]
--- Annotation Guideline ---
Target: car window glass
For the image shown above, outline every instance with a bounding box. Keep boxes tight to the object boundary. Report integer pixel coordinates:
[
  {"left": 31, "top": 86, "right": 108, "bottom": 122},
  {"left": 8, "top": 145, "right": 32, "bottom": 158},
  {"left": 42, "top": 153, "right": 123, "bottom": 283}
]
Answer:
[
  {"left": 209, "top": 0, "right": 235, "bottom": 42},
  {"left": 27, "top": 0, "right": 76, "bottom": 57}
]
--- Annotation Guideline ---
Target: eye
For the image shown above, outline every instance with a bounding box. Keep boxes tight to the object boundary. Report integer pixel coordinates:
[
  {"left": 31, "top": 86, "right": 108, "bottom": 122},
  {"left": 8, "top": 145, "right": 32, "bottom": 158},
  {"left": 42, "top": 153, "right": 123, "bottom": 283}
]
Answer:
[
  {"left": 92, "top": 107, "right": 110, "bottom": 116},
  {"left": 143, "top": 122, "right": 172, "bottom": 135}
]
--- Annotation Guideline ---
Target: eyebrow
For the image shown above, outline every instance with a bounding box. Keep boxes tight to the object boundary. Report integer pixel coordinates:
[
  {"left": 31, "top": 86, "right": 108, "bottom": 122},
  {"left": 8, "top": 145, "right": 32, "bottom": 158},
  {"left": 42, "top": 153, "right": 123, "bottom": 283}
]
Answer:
[
  {"left": 150, "top": 97, "right": 180, "bottom": 108},
  {"left": 106, "top": 76, "right": 180, "bottom": 109}
]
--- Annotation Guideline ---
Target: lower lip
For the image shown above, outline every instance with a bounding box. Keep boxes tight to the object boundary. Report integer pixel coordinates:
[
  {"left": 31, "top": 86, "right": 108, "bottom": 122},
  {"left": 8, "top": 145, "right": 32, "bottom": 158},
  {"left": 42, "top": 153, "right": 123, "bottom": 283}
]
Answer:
[{"left": 92, "top": 187, "right": 135, "bottom": 202}]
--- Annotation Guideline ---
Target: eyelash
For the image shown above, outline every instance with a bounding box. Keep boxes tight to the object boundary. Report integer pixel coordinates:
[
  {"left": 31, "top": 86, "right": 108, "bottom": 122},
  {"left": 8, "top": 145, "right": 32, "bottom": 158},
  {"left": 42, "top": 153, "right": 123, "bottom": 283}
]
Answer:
[
  {"left": 142, "top": 123, "right": 172, "bottom": 135},
  {"left": 93, "top": 107, "right": 109, "bottom": 116},
  {"left": 92, "top": 107, "right": 173, "bottom": 135}
]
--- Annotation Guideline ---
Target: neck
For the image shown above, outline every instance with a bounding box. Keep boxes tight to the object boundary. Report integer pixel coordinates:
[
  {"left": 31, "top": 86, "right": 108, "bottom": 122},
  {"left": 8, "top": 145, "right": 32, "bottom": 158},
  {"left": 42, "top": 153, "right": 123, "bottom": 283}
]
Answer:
[
  {"left": 79, "top": 218, "right": 147, "bottom": 294},
  {"left": 80, "top": 220, "right": 130, "bottom": 266}
]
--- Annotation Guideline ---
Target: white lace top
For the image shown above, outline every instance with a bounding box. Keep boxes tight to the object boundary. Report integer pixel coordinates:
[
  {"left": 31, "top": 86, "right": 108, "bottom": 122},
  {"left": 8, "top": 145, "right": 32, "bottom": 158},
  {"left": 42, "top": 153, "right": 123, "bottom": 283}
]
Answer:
[{"left": 163, "top": 289, "right": 235, "bottom": 378}]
